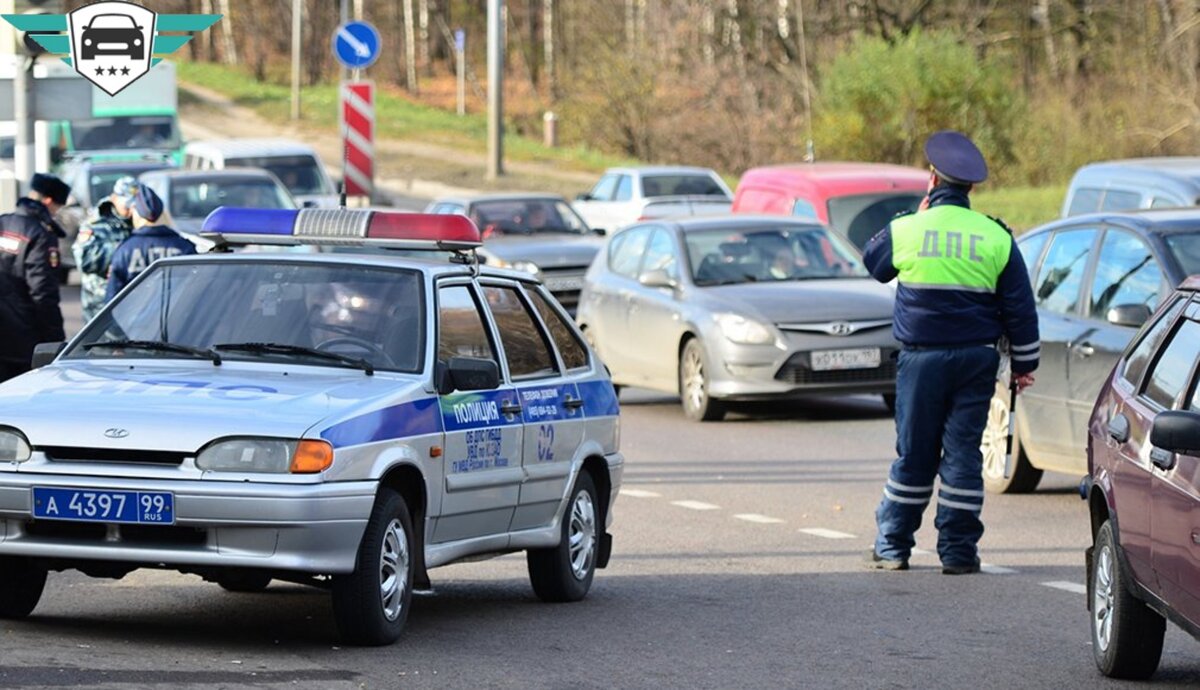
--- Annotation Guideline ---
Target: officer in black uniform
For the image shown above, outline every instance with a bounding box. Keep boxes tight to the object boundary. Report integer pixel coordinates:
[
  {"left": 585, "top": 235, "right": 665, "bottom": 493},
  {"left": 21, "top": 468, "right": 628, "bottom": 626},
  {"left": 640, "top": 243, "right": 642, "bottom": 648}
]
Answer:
[{"left": 0, "top": 173, "right": 69, "bottom": 381}]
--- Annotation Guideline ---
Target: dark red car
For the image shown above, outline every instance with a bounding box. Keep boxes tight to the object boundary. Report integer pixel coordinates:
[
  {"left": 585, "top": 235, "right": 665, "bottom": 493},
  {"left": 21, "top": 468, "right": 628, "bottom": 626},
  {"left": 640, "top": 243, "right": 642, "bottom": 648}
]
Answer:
[
  {"left": 730, "top": 163, "right": 928, "bottom": 249},
  {"left": 1085, "top": 275, "right": 1200, "bottom": 678}
]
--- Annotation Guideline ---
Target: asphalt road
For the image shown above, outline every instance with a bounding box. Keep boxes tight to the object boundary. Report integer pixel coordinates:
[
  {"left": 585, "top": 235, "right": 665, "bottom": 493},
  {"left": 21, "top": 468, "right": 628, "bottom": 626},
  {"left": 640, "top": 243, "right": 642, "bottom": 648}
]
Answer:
[{"left": 10, "top": 289, "right": 1198, "bottom": 688}]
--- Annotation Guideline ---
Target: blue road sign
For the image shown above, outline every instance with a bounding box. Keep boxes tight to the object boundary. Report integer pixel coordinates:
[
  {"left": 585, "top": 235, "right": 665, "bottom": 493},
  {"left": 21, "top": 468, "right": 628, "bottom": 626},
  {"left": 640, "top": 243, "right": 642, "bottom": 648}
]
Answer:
[{"left": 332, "top": 21, "right": 381, "bottom": 70}]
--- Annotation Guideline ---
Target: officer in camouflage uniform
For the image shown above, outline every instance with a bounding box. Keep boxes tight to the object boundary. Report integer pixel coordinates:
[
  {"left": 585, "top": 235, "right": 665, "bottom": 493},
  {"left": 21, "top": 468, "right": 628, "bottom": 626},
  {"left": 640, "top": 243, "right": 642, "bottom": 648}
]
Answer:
[
  {"left": 861, "top": 131, "right": 1040, "bottom": 575},
  {"left": 73, "top": 176, "right": 137, "bottom": 322}
]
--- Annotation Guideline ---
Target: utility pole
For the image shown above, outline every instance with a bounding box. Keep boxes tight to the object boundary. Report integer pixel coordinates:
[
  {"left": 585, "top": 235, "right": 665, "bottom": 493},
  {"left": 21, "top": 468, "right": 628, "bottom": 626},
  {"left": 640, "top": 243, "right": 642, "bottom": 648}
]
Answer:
[
  {"left": 486, "top": 0, "right": 504, "bottom": 179},
  {"left": 290, "top": 0, "right": 301, "bottom": 120},
  {"left": 795, "top": 0, "right": 814, "bottom": 161},
  {"left": 339, "top": 0, "right": 349, "bottom": 82},
  {"left": 543, "top": 0, "right": 555, "bottom": 100}
]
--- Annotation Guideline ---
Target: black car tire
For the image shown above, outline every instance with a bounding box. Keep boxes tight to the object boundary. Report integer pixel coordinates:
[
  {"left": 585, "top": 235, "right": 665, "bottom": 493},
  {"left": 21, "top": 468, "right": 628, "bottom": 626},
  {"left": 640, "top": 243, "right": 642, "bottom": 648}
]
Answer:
[
  {"left": 679, "top": 338, "right": 726, "bottom": 422},
  {"left": 982, "top": 380, "right": 1042, "bottom": 494},
  {"left": 1091, "top": 520, "right": 1165, "bottom": 679},
  {"left": 331, "top": 489, "right": 414, "bottom": 646},
  {"left": 0, "top": 557, "right": 47, "bottom": 619},
  {"left": 217, "top": 572, "right": 273, "bottom": 593},
  {"left": 527, "top": 472, "right": 599, "bottom": 603}
]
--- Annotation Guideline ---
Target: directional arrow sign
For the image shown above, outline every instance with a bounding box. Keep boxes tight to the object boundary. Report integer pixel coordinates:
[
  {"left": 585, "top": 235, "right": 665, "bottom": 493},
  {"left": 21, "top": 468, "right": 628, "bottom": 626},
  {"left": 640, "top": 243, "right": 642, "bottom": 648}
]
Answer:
[{"left": 332, "top": 21, "right": 381, "bottom": 70}]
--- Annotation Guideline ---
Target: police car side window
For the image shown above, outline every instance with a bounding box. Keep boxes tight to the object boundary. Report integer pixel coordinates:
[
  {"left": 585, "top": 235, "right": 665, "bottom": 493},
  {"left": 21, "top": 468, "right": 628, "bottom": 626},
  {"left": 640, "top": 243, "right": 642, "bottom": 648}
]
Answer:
[
  {"left": 1122, "top": 296, "right": 1185, "bottom": 387},
  {"left": 527, "top": 288, "right": 589, "bottom": 370},
  {"left": 481, "top": 285, "right": 558, "bottom": 379},
  {"left": 437, "top": 285, "right": 496, "bottom": 363},
  {"left": 1034, "top": 228, "right": 1097, "bottom": 315}
]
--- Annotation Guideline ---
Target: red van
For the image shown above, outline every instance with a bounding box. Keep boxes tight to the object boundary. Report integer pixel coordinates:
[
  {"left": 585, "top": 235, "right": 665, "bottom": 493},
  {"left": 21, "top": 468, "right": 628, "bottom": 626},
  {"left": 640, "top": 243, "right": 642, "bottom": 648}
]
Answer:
[{"left": 731, "top": 163, "right": 928, "bottom": 249}]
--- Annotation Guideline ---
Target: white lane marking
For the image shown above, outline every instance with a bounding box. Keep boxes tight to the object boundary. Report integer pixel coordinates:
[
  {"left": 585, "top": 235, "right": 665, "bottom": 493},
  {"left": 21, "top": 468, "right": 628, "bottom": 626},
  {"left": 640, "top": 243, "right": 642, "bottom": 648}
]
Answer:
[
  {"left": 671, "top": 500, "right": 720, "bottom": 511},
  {"left": 1042, "top": 581, "right": 1087, "bottom": 595},
  {"left": 798, "top": 527, "right": 855, "bottom": 540},
  {"left": 734, "top": 513, "right": 784, "bottom": 524},
  {"left": 980, "top": 563, "right": 1017, "bottom": 575},
  {"left": 619, "top": 489, "right": 661, "bottom": 498}
]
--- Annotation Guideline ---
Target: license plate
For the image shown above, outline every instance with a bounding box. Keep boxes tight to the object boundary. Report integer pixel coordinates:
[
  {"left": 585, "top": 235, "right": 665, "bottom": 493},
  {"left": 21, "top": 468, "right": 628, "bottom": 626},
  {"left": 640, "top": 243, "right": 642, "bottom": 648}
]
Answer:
[
  {"left": 543, "top": 276, "right": 584, "bottom": 292},
  {"left": 32, "top": 487, "right": 174, "bottom": 525},
  {"left": 811, "top": 347, "right": 881, "bottom": 371}
]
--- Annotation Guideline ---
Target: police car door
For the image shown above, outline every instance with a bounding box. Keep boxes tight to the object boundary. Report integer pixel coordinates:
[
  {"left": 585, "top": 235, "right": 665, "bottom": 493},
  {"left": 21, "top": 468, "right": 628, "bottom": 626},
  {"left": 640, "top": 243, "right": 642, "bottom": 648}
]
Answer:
[
  {"left": 480, "top": 282, "right": 587, "bottom": 531},
  {"left": 432, "top": 281, "right": 523, "bottom": 543}
]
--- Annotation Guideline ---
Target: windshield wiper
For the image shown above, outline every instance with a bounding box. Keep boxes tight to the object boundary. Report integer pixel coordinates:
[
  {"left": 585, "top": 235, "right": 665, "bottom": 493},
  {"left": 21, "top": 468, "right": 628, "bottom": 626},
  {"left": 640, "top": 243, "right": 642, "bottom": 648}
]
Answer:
[
  {"left": 83, "top": 339, "right": 221, "bottom": 365},
  {"left": 213, "top": 342, "right": 374, "bottom": 375}
]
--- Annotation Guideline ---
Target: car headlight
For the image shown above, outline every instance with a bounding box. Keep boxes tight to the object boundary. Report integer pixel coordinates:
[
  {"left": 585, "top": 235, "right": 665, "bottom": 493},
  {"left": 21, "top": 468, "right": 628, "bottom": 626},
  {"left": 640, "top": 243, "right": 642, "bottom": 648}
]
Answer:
[
  {"left": 133, "top": 38, "right": 142, "bottom": 46},
  {"left": 83, "top": 38, "right": 92, "bottom": 46},
  {"left": 196, "top": 438, "right": 333, "bottom": 474},
  {"left": 0, "top": 428, "right": 32, "bottom": 463},
  {"left": 714, "top": 313, "right": 776, "bottom": 345},
  {"left": 488, "top": 256, "right": 541, "bottom": 276}
]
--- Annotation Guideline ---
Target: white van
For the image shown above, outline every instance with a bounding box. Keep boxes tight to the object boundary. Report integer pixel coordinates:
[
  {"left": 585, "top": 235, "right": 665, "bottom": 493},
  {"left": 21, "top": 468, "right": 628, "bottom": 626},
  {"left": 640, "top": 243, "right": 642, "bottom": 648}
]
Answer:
[{"left": 182, "top": 138, "right": 339, "bottom": 208}]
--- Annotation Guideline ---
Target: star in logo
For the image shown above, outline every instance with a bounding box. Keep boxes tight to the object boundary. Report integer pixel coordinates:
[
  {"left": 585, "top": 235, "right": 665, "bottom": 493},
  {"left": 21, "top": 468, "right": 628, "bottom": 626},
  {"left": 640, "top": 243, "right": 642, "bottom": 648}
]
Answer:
[
  {"left": 94, "top": 66, "right": 104, "bottom": 76},
  {"left": 107, "top": 66, "right": 117, "bottom": 76},
  {"left": 120, "top": 66, "right": 130, "bottom": 76}
]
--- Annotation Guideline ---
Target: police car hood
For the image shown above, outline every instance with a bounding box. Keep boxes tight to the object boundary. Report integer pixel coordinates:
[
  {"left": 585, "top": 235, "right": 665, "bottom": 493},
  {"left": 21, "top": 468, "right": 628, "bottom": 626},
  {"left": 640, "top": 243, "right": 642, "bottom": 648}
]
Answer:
[
  {"left": 0, "top": 362, "right": 422, "bottom": 453},
  {"left": 699, "top": 278, "right": 895, "bottom": 323}
]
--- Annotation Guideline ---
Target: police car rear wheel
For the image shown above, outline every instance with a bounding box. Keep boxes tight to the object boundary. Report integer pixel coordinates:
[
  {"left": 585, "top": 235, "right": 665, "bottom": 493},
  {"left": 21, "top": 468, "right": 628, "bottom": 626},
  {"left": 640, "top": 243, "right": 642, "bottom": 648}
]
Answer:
[
  {"left": 1091, "top": 520, "right": 1164, "bottom": 679},
  {"left": 0, "top": 557, "right": 47, "bottom": 619},
  {"left": 332, "top": 489, "right": 413, "bottom": 646},
  {"left": 527, "top": 472, "right": 598, "bottom": 603},
  {"left": 680, "top": 339, "right": 726, "bottom": 422},
  {"left": 981, "top": 380, "right": 1041, "bottom": 494}
]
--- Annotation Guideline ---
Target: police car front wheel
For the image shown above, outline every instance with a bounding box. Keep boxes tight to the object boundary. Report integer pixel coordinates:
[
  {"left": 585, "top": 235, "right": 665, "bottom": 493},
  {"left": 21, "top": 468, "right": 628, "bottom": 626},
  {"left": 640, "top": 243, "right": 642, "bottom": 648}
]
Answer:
[
  {"left": 0, "top": 556, "right": 47, "bottom": 619},
  {"left": 332, "top": 488, "right": 414, "bottom": 646},
  {"left": 528, "top": 472, "right": 599, "bottom": 602}
]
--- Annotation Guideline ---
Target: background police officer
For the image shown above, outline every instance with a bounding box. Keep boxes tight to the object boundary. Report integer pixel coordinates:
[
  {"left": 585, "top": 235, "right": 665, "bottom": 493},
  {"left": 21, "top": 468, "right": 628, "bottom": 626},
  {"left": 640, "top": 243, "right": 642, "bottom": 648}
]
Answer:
[
  {"left": 861, "top": 131, "right": 1040, "bottom": 575},
  {"left": 106, "top": 185, "right": 196, "bottom": 301},
  {"left": 74, "top": 176, "right": 138, "bottom": 322},
  {"left": 0, "top": 174, "right": 69, "bottom": 381}
]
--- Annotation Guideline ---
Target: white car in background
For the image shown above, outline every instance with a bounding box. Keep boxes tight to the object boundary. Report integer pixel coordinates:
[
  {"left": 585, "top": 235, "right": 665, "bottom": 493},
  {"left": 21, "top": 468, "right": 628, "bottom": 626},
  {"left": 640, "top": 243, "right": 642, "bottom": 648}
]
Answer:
[
  {"left": 572, "top": 166, "right": 732, "bottom": 234},
  {"left": 182, "top": 139, "right": 339, "bottom": 208}
]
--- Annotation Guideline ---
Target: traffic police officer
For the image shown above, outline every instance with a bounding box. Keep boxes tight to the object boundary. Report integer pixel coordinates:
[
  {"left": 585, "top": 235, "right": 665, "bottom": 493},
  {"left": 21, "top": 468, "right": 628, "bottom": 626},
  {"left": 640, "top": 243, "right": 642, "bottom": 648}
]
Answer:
[
  {"left": 74, "top": 176, "right": 138, "bottom": 322},
  {"left": 861, "top": 131, "right": 1040, "bottom": 575},
  {"left": 106, "top": 185, "right": 196, "bottom": 301},
  {"left": 0, "top": 173, "right": 68, "bottom": 381}
]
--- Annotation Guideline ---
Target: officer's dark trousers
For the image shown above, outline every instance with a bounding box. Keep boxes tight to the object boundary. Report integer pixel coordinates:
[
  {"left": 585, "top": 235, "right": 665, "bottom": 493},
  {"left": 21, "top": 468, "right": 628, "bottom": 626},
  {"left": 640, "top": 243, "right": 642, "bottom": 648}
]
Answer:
[{"left": 873, "top": 345, "right": 999, "bottom": 566}]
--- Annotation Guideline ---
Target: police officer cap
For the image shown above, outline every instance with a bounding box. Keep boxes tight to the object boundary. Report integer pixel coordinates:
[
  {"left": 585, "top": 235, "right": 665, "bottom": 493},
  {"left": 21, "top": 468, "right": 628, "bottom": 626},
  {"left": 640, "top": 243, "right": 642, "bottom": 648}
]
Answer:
[
  {"left": 133, "top": 184, "right": 164, "bottom": 222},
  {"left": 111, "top": 176, "right": 139, "bottom": 203},
  {"left": 30, "top": 173, "right": 70, "bottom": 205},
  {"left": 924, "top": 130, "right": 988, "bottom": 185}
]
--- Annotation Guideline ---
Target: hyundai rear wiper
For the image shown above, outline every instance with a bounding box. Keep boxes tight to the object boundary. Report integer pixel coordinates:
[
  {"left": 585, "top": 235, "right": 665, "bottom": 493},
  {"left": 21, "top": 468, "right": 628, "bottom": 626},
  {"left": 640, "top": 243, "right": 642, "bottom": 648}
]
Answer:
[
  {"left": 212, "top": 342, "right": 374, "bottom": 375},
  {"left": 83, "top": 339, "right": 221, "bottom": 365}
]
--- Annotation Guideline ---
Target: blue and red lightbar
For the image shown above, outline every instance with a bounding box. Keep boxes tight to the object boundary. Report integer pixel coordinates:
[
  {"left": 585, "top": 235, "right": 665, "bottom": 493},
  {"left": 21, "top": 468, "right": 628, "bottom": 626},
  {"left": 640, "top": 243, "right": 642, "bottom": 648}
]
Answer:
[{"left": 200, "top": 208, "right": 482, "bottom": 251}]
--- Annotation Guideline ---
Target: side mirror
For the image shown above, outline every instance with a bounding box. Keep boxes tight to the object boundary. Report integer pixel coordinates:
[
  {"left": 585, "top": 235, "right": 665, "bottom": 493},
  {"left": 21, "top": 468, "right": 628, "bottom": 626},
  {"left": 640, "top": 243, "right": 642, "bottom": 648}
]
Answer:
[
  {"left": 1150, "top": 410, "right": 1200, "bottom": 457},
  {"left": 1107, "top": 304, "right": 1151, "bottom": 328},
  {"left": 441, "top": 356, "right": 500, "bottom": 394},
  {"left": 31, "top": 341, "right": 65, "bottom": 369},
  {"left": 591, "top": 227, "right": 607, "bottom": 237},
  {"left": 575, "top": 193, "right": 592, "bottom": 202},
  {"left": 639, "top": 269, "right": 677, "bottom": 290}
]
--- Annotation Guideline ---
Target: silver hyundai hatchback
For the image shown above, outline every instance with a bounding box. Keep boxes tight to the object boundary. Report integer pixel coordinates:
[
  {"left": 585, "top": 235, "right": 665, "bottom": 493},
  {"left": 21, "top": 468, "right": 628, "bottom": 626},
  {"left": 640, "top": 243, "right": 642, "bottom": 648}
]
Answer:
[
  {"left": 577, "top": 216, "right": 899, "bottom": 421},
  {"left": 0, "top": 208, "right": 623, "bottom": 646}
]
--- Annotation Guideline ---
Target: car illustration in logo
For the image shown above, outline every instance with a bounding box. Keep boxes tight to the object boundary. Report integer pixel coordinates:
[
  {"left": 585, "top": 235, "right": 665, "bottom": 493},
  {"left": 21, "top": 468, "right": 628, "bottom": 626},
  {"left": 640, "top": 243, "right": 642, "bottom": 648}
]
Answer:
[{"left": 80, "top": 13, "right": 145, "bottom": 61}]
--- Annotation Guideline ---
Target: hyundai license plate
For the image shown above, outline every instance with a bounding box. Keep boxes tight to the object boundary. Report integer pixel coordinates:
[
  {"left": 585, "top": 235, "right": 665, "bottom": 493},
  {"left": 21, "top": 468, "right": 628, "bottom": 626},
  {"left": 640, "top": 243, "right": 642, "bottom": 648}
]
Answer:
[
  {"left": 811, "top": 347, "right": 881, "bottom": 371},
  {"left": 543, "top": 276, "right": 584, "bottom": 292},
  {"left": 32, "top": 487, "right": 174, "bottom": 524}
]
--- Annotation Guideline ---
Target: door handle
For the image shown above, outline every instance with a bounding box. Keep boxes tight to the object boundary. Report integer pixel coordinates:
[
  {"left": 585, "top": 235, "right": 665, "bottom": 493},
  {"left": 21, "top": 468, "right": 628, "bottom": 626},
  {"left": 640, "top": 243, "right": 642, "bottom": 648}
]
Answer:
[
  {"left": 1150, "top": 447, "right": 1176, "bottom": 471},
  {"left": 1073, "top": 342, "right": 1096, "bottom": 358},
  {"left": 563, "top": 396, "right": 584, "bottom": 410},
  {"left": 500, "top": 402, "right": 523, "bottom": 416},
  {"left": 1107, "top": 414, "right": 1130, "bottom": 443}
]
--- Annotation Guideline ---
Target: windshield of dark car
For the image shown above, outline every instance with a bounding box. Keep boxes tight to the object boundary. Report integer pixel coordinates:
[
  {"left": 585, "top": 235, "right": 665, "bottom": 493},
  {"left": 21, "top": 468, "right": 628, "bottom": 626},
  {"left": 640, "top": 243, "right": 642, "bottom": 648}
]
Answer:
[
  {"left": 827, "top": 192, "right": 923, "bottom": 249},
  {"left": 169, "top": 178, "right": 295, "bottom": 218},
  {"left": 70, "top": 116, "right": 179, "bottom": 151},
  {"left": 225, "top": 155, "right": 331, "bottom": 196},
  {"left": 87, "top": 166, "right": 166, "bottom": 205},
  {"left": 641, "top": 174, "right": 728, "bottom": 198},
  {"left": 67, "top": 261, "right": 425, "bottom": 373},
  {"left": 686, "top": 225, "right": 867, "bottom": 286},
  {"left": 471, "top": 199, "right": 589, "bottom": 236},
  {"left": 88, "top": 14, "right": 137, "bottom": 29},
  {"left": 1165, "top": 232, "right": 1200, "bottom": 276}
]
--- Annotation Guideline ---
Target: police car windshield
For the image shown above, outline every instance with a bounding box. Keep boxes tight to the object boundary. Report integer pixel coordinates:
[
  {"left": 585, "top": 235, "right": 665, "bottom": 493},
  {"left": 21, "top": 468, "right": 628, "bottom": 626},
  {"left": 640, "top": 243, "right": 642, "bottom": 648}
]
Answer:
[
  {"left": 687, "top": 225, "right": 866, "bottom": 286},
  {"left": 68, "top": 261, "right": 425, "bottom": 373}
]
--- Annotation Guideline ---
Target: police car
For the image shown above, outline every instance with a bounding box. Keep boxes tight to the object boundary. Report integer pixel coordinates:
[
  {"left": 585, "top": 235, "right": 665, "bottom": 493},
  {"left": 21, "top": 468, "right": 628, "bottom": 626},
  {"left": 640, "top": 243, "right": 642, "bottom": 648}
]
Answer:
[{"left": 0, "top": 208, "right": 622, "bottom": 646}]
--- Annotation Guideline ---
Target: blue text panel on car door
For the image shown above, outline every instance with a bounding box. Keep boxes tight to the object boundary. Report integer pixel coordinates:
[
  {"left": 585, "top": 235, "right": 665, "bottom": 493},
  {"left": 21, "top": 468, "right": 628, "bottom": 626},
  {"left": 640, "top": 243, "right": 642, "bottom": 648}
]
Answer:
[
  {"left": 433, "top": 388, "right": 524, "bottom": 543},
  {"left": 512, "top": 382, "right": 584, "bottom": 530}
]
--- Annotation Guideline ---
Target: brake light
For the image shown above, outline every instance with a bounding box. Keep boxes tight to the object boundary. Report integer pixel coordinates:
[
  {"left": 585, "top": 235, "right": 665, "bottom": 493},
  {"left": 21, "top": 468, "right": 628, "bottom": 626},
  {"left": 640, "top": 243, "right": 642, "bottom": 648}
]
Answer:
[{"left": 201, "top": 208, "right": 482, "bottom": 250}]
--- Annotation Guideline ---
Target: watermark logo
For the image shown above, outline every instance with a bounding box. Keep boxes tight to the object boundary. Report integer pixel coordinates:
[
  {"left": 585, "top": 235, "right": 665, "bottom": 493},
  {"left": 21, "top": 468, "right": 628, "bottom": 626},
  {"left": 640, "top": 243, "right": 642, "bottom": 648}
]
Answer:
[{"left": 2, "top": 1, "right": 221, "bottom": 97}]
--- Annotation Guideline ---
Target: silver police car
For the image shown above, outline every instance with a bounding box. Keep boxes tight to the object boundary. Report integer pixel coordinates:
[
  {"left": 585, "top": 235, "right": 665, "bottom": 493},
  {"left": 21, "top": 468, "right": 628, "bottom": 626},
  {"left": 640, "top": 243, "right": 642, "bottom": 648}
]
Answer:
[{"left": 0, "top": 208, "right": 622, "bottom": 646}]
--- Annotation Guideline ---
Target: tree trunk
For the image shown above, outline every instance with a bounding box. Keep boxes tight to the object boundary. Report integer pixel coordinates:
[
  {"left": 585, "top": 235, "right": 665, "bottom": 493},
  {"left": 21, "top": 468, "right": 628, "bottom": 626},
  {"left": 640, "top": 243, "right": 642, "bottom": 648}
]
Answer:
[
  {"left": 404, "top": 0, "right": 419, "bottom": 93},
  {"left": 543, "top": 0, "right": 556, "bottom": 100},
  {"left": 216, "top": 0, "right": 237, "bottom": 65},
  {"left": 419, "top": 0, "right": 432, "bottom": 76}
]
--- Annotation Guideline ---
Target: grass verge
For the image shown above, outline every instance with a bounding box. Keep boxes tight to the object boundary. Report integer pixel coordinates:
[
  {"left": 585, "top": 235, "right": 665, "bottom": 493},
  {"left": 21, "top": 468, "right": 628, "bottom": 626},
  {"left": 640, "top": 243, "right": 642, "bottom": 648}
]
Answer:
[{"left": 974, "top": 184, "right": 1065, "bottom": 234}]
